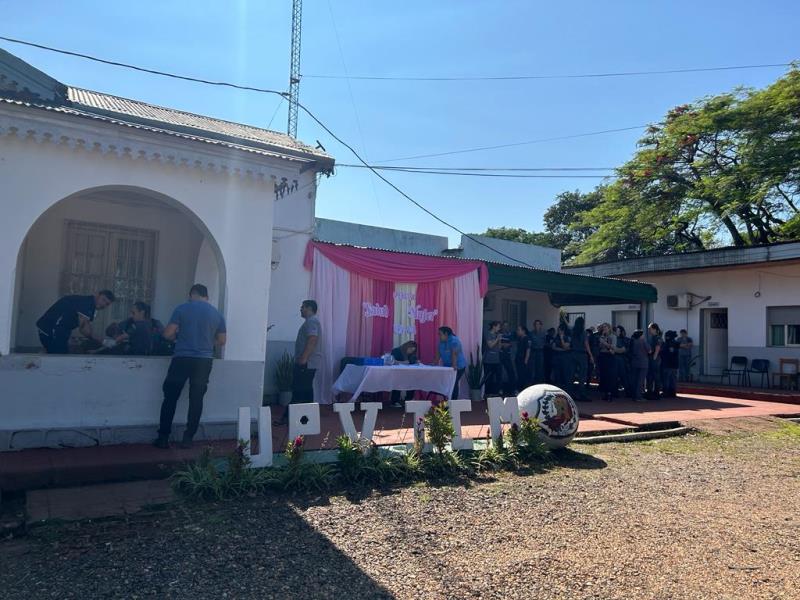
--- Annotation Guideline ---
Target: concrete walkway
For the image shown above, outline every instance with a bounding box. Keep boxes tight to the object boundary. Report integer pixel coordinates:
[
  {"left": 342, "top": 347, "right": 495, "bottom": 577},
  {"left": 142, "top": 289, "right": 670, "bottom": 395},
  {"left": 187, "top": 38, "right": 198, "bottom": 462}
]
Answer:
[{"left": 2, "top": 390, "right": 799, "bottom": 495}]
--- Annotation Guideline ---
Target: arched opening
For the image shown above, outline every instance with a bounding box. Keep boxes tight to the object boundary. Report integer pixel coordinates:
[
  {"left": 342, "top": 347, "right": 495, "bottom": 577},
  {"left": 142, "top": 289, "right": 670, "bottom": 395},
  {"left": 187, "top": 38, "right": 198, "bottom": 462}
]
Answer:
[{"left": 12, "top": 186, "right": 226, "bottom": 354}]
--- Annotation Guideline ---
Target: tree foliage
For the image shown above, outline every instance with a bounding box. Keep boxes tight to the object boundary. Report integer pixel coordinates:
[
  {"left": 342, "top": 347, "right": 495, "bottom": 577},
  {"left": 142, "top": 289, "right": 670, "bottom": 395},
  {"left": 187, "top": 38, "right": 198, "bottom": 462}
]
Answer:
[{"left": 484, "top": 68, "right": 800, "bottom": 264}]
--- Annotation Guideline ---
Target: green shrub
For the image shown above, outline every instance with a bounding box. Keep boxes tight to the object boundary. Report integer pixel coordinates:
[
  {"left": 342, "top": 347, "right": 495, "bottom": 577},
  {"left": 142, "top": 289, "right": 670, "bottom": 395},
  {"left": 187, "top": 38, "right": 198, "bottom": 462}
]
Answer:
[
  {"left": 425, "top": 402, "right": 455, "bottom": 454},
  {"left": 274, "top": 352, "right": 294, "bottom": 392}
]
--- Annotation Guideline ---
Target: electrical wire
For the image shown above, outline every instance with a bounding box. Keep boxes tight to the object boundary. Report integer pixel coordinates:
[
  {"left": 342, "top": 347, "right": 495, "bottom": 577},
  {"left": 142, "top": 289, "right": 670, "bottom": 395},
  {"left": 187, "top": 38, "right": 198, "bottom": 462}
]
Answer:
[
  {"left": 303, "top": 62, "right": 794, "bottom": 81},
  {"left": 0, "top": 35, "right": 289, "bottom": 99},
  {"left": 0, "top": 34, "right": 614, "bottom": 269},
  {"left": 376, "top": 125, "right": 650, "bottom": 162},
  {"left": 337, "top": 165, "right": 616, "bottom": 171}
]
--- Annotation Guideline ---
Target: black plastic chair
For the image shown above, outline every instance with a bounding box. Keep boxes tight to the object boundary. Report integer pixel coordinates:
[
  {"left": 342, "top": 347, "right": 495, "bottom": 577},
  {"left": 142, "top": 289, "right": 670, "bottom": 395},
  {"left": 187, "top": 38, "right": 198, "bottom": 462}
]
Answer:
[
  {"left": 747, "top": 359, "right": 770, "bottom": 388},
  {"left": 722, "top": 356, "right": 749, "bottom": 386}
]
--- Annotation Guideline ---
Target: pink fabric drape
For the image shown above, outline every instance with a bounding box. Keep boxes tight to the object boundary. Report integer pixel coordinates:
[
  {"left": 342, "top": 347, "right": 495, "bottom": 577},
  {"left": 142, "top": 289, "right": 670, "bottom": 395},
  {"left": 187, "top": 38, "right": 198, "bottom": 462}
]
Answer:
[
  {"left": 369, "top": 280, "right": 395, "bottom": 357},
  {"left": 305, "top": 241, "right": 488, "bottom": 297},
  {"left": 415, "top": 282, "right": 440, "bottom": 364},
  {"left": 346, "top": 273, "right": 373, "bottom": 357},
  {"left": 437, "top": 279, "right": 457, "bottom": 339}
]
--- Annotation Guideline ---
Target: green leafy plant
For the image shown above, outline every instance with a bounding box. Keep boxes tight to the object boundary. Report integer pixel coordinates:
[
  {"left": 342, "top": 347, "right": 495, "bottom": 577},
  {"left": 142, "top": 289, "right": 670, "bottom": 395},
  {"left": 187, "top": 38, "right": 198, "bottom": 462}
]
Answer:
[
  {"left": 518, "top": 411, "right": 548, "bottom": 462},
  {"left": 274, "top": 351, "right": 294, "bottom": 392},
  {"left": 467, "top": 348, "right": 483, "bottom": 390},
  {"left": 424, "top": 402, "right": 455, "bottom": 454}
]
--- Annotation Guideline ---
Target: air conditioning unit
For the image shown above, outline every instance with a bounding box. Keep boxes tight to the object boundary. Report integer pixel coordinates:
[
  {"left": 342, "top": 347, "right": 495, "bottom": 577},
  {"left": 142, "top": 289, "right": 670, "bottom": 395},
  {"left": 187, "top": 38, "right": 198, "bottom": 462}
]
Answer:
[{"left": 666, "top": 293, "right": 690, "bottom": 310}]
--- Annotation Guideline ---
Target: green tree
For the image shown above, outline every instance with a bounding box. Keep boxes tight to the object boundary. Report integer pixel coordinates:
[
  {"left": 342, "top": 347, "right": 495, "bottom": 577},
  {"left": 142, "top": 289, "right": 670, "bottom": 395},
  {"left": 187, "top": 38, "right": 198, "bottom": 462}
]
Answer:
[
  {"left": 574, "top": 68, "right": 800, "bottom": 263},
  {"left": 482, "top": 188, "right": 604, "bottom": 262}
]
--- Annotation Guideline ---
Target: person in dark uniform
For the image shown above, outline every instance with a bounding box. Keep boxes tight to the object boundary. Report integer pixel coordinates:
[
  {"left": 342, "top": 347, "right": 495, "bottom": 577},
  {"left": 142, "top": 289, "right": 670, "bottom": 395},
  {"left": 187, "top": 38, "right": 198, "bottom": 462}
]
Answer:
[
  {"left": 117, "top": 301, "right": 165, "bottom": 355},
  {"left": 514, "top": 325, "right": 533, "bottom": 392},
  {"left": 544, "top": 327, "right": 556, "bottom": 384},
  {"left": 390, "top": 340, "right": 418, "bottom": 408},
  {"left": 499, "top": 322, "right": 516, "bottom": 396},
  {"left": 36, "top": 290, "right": 115, "bottom": 354}
]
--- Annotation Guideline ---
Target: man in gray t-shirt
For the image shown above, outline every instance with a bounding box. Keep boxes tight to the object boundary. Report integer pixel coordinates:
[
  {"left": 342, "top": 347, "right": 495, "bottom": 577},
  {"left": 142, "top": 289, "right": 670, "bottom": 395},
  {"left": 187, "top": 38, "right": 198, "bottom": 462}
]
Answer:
[{"left": 293, "top": 300, "right": 322, "bottom": 403}]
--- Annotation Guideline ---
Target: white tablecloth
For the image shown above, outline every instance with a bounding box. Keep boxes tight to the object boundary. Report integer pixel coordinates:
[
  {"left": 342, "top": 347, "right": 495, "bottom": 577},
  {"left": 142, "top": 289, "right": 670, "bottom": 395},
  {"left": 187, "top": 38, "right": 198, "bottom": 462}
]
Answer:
[{"left": 332, "top": 364, "right": 458, "bottom": 401}]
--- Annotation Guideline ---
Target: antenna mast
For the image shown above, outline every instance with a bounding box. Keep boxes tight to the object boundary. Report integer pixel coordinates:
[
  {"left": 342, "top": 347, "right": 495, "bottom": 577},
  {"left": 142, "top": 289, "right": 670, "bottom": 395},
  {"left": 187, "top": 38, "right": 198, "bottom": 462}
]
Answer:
[{"left": 287, "top": 0, "right": 302, "bottom": 137}]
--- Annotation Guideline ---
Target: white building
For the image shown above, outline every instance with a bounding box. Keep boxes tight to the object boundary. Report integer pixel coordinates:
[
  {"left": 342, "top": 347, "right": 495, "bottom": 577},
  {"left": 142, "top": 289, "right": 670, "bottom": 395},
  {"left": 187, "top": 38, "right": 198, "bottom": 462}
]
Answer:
[
  {"left": 0, "top": 49, "right": 333, "bottom": 449},
  {"left": 0, "top": 48, "right": 656, "bottom": 451},
  {"left": 563, "top": 242, "right": 800, "bottom": 379}
]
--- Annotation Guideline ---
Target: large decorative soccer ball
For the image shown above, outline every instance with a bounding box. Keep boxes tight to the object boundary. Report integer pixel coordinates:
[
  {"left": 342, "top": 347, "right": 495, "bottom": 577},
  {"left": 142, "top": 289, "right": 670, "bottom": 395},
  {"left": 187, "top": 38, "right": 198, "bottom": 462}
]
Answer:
[{"left": 517, "top": 384, "right": 580, "bottom": 448}]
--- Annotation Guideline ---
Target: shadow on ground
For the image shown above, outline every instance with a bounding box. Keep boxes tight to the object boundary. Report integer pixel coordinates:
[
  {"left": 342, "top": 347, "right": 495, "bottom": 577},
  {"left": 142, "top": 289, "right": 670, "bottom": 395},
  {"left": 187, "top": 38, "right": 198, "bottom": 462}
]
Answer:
[{"left": 0, "top": 497, "right": 395, "bottom": 599}]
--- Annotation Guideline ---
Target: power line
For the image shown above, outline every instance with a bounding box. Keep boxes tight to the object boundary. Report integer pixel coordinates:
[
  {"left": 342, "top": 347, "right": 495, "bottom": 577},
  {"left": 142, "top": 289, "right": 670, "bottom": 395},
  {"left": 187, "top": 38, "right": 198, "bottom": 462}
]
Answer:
[
  {"left": 303, "top": 62, "right": 794, "bottom": 82},
  {"left": 338, "top": 164, "right": 616, "bottom": 171},
  {"left": 0, "top": 34, "right": 546, "bottom": 268},
  {"left": 376, "top": 125, "right": 650, "bottom": 162},
  {"left": 0, "top": 35, "right": 289, "bottom": 99},
  {"left": 336, "top": 166, "right": 611, "bottom": 179}
]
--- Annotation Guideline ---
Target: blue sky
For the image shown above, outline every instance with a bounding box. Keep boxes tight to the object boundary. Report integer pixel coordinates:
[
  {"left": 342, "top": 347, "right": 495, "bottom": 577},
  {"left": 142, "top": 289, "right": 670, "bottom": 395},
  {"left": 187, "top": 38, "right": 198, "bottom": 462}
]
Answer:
[{"left": 3, "top": 0, "right": 798, "bottom": 245}]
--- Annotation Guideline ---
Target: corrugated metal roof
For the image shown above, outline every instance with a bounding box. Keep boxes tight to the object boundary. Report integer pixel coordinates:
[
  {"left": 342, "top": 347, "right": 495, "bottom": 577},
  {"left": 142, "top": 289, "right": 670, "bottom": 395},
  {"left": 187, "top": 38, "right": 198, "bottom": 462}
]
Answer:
[
  {"left": 65, "top": 87, "right": 331, "bottom": 164},
  {"left": 566, "top": 240, "right": 800, "bottom": 278}
]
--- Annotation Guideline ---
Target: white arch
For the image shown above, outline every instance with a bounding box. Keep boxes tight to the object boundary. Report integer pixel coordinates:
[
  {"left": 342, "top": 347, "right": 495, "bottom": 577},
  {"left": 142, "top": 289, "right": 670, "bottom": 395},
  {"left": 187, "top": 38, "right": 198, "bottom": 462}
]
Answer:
[{"left": 9, "top": 185, "right": 227, "bottom": 352}]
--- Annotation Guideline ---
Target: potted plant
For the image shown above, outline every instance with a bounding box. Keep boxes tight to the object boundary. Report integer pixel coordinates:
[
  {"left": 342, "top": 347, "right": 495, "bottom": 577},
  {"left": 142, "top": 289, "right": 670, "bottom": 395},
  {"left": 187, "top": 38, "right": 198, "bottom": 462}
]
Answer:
[
  {"left": 467, "top": 347, "right": 483, "bottom": 402},
  {"left": 274, "top": 351, "right": 294, "bottom": 406}
]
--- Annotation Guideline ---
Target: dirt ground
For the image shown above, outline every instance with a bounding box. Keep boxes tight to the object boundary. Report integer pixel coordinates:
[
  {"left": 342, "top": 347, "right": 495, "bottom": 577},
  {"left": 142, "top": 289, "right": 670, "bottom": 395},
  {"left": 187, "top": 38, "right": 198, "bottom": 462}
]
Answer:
[{"left": 1, "top": 417, "right": 799, "bottom": 599}]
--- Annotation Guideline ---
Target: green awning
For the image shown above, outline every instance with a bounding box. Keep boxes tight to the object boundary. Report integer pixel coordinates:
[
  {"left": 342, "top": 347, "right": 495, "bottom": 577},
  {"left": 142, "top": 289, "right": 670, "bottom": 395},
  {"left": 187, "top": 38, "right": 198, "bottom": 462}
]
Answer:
[{"left": 486, "top": 263, "right": 657, "bottom": 306}]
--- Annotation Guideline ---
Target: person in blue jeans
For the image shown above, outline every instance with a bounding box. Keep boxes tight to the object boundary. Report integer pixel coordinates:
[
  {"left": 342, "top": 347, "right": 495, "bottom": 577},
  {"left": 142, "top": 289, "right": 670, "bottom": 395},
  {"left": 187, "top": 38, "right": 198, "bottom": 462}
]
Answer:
[
  {"left": 436, "top": 326, "right": 467, "bottom": 399},
  {"left": 153, "top": 284, "right": 226, "bottom": 449}
]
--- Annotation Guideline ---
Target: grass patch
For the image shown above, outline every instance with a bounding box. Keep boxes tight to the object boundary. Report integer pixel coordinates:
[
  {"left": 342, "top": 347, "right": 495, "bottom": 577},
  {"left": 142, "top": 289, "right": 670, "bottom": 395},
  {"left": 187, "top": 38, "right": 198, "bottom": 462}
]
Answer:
[{"left": 764, "top": 421, "right": 800, "bottom": 442}]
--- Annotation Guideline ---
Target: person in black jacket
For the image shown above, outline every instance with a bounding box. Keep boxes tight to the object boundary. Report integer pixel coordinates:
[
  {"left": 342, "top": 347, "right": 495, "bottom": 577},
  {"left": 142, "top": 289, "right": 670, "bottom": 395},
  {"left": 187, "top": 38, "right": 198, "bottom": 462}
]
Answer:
[
  {"left": 661, "top": 330, "right": 680, "bottom": 398},
  {"left": 390, "top": 340, "right": 418, "bottom": 408},
  {"left": 36, "top": 290, "right": 115, "bottom": 354}
]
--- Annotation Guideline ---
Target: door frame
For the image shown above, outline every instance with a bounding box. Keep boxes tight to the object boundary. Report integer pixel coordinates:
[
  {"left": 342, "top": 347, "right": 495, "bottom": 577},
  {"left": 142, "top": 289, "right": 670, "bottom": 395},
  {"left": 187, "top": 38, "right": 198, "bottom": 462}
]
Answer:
[{"left": 701, "top": 307, "right": 729, "bottom": 376}]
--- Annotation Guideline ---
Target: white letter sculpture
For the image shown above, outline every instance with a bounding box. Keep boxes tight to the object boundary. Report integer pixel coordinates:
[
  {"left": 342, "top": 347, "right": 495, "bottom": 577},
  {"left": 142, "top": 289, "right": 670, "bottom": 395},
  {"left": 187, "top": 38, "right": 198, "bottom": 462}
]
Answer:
[
  {"left": 288, "top": 403, "right": 321, "bottom": 440},
  {"left": 448, "top": 399, "right": 474, "bottom": 451},
  {"left": 238, "top": 406, "right": 273, "bottom": 467},
  {"left": 487, "top": 396, "right": 520, "bottom": 442},
  {"left": 332, "top": 402, "right": 383, "bottom": 443}
]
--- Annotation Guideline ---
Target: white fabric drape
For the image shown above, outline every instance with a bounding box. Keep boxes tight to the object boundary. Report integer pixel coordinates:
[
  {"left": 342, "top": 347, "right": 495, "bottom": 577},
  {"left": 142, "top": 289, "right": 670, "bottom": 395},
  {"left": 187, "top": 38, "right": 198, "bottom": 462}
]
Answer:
[
  {"left": 392, "top": 283, "right": 418, "bottom": 348},
  {"left": 454, "top": 270, "right": 483, "bottom": 398},
  {"left": 309, "top": 249, "right": 350, "bottom": 404}
]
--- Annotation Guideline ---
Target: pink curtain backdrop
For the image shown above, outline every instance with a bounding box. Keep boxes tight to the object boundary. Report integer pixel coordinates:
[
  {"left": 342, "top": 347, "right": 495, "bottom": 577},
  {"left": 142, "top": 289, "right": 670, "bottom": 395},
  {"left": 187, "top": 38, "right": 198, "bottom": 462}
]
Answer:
[
  {"left": 414, "top": 282, "right": 440, "bottom": 364},
  {"left": 346, "top": 272, "right": 373, "bottom": 358},
  {"left": 304, "top": 241, "right": 488, "bottom": 297},
  {"left": 304, "top": 242, "right": 486, "bottom": 402},
  {"left": 370, "top": 280, "right": 396, "bottom": 357}
]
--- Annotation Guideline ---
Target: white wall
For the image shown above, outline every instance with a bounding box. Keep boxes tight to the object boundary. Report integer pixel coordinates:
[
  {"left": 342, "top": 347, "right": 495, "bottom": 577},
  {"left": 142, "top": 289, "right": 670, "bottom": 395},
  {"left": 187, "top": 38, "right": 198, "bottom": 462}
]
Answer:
[
  {"left": 483, "top": 287, "right": 561, "bottom": 330},
  {"left": 0, "top": 108, "right": 286, "bottom": 362},
  {"left": 564, "top": 263, "right": 800, "bottom": 369},
  {"left": 263, "top": 170, "right": 317, "bottom": 390},
  {"left": 15, "top": 193, "right": 205, "bottom": 349}
]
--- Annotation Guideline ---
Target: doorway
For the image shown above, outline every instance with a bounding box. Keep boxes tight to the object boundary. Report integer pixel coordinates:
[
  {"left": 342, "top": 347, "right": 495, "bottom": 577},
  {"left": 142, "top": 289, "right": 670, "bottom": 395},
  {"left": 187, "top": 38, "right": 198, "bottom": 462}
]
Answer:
[
  {"left": 702, "top": 308, "right": 728, "bottom": 376},
  {"left": 612, "top": 310, "right": 639, "bottom": 335}
]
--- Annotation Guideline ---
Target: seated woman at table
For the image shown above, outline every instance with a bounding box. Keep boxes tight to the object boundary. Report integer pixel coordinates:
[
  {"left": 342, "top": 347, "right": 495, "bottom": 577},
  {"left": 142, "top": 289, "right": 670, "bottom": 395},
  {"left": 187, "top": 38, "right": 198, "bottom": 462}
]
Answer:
[
  {"left": 436, "top": 326, "right": 467, "bottom": 400},
  {"left": 390, "top": 340, "right": 418, "bottom": 408}
]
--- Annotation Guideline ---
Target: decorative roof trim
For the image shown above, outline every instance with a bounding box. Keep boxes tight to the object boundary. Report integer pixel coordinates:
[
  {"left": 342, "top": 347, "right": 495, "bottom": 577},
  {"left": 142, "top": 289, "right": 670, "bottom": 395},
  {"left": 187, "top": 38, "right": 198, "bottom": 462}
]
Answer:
[{"left": 0, "top": 105, "right": 304, "bottom": 191}]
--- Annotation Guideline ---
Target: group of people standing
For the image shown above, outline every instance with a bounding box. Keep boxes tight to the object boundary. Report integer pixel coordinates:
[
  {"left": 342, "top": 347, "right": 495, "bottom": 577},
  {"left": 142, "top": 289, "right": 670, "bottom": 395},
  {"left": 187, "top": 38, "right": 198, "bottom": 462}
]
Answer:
[
  {"left": 483, "top": 320, "right": 548, "bottom": 396},
  {"left": 485, "top": 318, "right": 694, "bottom": 403}
]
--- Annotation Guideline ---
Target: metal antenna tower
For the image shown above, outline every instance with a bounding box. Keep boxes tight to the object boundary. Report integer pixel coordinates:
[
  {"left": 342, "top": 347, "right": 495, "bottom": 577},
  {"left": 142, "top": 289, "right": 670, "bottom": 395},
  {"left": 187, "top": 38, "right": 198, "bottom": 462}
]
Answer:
[{"left": 287, "top": 0, "right": 302, "bottom": 137}]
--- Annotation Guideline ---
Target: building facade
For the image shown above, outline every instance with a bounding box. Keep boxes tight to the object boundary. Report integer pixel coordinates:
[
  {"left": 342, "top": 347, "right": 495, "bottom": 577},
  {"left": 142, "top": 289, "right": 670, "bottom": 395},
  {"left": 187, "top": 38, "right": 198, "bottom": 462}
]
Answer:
[
  {"left": 0, "top": 49, "right": 332, "bottom": 449},
  {"left": 563, "top": 242, "right": 800, "bottom": 379}
]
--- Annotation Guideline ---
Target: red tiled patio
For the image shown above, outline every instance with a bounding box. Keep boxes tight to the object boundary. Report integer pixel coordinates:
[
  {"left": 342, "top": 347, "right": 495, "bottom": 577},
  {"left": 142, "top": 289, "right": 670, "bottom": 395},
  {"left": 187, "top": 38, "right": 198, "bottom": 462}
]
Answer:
[{"left": 1, "top": 389, "right": 799, "bottom": 494}]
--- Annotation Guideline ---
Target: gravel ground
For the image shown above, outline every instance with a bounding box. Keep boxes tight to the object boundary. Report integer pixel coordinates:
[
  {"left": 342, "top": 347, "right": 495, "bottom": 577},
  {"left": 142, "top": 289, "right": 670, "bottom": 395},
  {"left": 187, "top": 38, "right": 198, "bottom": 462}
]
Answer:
[{"left": 1, "top": 418, "right": 799, "bottom": 599}]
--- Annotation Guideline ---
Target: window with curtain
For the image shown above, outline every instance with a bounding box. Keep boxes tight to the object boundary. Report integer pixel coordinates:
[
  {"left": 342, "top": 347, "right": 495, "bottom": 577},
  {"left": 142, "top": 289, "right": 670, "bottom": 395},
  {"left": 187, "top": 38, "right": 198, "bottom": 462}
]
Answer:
[{"left": 767, "top": 306, "right": 800, "bottom": 347}]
